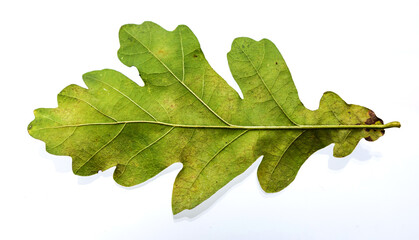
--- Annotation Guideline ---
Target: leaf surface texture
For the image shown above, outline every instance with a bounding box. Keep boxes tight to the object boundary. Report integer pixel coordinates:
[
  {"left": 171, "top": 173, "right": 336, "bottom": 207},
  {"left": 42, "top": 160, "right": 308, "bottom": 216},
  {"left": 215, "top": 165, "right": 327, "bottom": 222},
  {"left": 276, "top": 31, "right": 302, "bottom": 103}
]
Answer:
[{"left": 28, "top": 22, "right": 398, "bottom": 214}]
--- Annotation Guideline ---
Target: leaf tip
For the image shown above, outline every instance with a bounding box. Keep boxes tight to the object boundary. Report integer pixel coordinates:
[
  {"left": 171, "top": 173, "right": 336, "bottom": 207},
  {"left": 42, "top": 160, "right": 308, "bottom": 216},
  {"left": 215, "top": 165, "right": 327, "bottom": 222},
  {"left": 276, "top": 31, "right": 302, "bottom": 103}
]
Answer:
[
  {"left": 28, "top": 109, "right": 40, "bottom": 136},
  {"left": 27, "top": 123, "right": 33, "bottom": 135}
]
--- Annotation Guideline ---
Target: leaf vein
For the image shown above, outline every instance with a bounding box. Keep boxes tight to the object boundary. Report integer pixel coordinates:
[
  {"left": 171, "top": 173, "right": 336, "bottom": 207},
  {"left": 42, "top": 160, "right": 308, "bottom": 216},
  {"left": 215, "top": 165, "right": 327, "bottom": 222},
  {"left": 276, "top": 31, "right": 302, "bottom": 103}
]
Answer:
[
  {"left": 117, "top": 127, "right": 175, "bottom": 177},
  {"left": 74, "top": 123, "right": 126, "bottom": 174},
  {"left": 59, "top": 93, "right": 117, "bottom": 122},
  {"left": 239, "top": 47, "right": 298, "bottom": 125},
  {"left": 190, "top": 130, "right": 248, "bottom": 187},
  {"left": 87, "top": 77, "right": 158, "bottom": 121},
  {"left": 268, "top": 130, "right": 306, "bottom": 183},
  {"left": 49, "top": 126, "right": 78, "bottom": 149},
  {"left": 122, "top": 28, "right": 231, "bottom": 126}
]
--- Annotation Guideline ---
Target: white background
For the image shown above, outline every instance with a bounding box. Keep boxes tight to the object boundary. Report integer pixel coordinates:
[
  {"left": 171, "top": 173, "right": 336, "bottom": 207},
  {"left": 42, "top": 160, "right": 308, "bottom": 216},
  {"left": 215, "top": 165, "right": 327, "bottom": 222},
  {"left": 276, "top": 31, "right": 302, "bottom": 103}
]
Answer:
[{"left": 1, "top": 0, "right": 418, "bottom": 239}]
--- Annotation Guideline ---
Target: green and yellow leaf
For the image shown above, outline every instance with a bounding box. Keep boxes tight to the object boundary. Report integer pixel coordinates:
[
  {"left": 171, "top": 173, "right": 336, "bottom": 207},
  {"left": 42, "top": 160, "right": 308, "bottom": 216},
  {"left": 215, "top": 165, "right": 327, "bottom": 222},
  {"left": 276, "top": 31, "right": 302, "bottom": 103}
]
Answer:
[{"left": 28, "top": 21, "right": 400, "bottom": 214}]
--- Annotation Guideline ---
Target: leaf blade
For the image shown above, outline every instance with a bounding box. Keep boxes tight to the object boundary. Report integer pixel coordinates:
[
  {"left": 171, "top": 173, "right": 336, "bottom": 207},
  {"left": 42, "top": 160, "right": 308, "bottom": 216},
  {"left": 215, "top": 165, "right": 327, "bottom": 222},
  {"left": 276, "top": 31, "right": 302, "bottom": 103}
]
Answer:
[{"left": 28, "top": 21, "right": 398, "bottom": 214}]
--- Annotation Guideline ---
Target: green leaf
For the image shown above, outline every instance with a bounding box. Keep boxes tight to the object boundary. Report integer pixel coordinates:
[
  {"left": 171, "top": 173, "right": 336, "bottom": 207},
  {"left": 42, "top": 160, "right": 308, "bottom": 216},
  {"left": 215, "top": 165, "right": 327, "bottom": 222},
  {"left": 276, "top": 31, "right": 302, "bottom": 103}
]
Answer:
[{"left": 28, "top": 21, "right": 400, "bottom": 214}]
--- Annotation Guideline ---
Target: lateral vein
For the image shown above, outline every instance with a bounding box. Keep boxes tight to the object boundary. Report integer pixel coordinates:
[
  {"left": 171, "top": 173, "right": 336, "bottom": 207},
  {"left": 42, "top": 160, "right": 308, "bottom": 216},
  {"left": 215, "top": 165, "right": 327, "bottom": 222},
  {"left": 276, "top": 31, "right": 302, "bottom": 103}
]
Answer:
[
  {"left": 239, "top": 47, "right": 298, "bottom": 125},
  {"left": 190, "top": 130, "right": 249, "bottom": 187},
  {"left": 122, "top": 28, "right": 231, "bottom": 126},
  {"left": 74, "top": 123, "right": 126, "bottom": 174}
]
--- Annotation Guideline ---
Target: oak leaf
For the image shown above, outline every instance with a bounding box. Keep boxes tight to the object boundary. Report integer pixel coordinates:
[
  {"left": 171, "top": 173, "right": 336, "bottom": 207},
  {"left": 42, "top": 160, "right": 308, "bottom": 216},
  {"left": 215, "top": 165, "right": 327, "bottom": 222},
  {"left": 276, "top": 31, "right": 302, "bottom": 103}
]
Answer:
[{"left": 28, "top": 22, "right": 400, "bottom": 214}]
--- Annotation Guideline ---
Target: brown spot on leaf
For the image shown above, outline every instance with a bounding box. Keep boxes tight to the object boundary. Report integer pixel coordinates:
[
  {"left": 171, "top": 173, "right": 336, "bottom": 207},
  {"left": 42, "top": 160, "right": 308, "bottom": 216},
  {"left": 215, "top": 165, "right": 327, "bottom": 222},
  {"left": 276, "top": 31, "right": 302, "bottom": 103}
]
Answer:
[
  {"left": 365, "top": 110, "right": 383, "bottom": 125},
  {"left": 364, "top": 110, "right": 385, "bottom": 141},
  {"left": 364, "top": 110, "right": 383, "bottom": 132},
  {"left": 193, "top": 54, "right": 198, "bottom": 58},
  {"left": 275, "top": 62, "right": 278, "bottom": 65}
]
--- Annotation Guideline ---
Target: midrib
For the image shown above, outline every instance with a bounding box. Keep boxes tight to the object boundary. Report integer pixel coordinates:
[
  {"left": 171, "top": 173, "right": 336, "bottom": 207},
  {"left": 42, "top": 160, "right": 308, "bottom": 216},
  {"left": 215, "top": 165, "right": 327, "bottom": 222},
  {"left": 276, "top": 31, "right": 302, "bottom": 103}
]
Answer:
[{"left": 32, "top": 120, "right": 401, "bottom": 131}]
